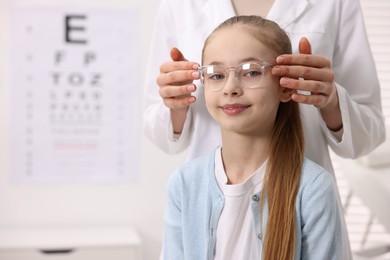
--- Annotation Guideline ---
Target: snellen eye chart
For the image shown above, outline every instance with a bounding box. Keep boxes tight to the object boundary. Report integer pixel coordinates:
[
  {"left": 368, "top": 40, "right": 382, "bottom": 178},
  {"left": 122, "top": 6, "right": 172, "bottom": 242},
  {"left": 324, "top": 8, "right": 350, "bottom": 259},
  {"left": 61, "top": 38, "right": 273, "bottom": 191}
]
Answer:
[{"left": 9, "top": 5, "right": 140, "bottom": 182}]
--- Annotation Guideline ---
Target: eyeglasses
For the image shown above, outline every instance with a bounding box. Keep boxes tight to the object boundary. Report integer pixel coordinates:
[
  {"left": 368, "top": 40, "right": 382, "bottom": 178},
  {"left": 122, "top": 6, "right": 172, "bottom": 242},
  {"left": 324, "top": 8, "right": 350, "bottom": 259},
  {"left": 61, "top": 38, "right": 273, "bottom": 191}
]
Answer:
[{"left": 198, "top": 61, "right": 274, "bottom": 91}]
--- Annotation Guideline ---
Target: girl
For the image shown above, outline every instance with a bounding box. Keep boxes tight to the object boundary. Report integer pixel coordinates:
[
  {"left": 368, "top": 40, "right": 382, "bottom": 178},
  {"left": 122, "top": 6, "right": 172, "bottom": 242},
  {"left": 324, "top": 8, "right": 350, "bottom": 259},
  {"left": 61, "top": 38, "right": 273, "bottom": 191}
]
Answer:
[{"left": 164, "top": 16, "right": 345, "bottom": 260}]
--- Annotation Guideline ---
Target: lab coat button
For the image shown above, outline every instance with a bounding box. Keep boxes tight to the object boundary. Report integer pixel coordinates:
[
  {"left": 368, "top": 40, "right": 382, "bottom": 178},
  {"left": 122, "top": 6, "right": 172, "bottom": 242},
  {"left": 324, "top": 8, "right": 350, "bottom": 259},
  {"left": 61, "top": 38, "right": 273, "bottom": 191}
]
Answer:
[{"left": 251, "top": 194, "right": 259, "bottom": 201}]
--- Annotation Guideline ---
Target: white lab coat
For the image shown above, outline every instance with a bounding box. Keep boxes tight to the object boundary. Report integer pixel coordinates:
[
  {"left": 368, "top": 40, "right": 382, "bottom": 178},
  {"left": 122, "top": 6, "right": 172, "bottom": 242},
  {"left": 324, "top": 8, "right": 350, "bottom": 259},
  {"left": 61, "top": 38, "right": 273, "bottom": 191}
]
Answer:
[
  {"left": 144, "top": 1, "right": 385, "bottom": 258},
  {"left": 143, "top": 0, "right": 385, "bottom": 174}
]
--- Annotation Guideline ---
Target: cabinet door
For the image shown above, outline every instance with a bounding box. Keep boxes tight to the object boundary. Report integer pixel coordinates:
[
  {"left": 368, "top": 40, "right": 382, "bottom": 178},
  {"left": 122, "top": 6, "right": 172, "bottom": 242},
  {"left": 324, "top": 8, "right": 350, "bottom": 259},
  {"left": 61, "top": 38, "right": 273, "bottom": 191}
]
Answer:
[{"left": 0, "top": 246, "right": 142, "bottom": 260}]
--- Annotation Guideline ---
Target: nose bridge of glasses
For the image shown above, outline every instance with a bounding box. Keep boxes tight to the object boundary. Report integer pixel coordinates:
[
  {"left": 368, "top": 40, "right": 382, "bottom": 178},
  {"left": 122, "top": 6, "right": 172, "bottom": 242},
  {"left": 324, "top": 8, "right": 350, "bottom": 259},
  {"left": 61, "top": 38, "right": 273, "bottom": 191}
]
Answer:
[
  {"left": 224, "top": 67, "right": 242, "bottom": 87},
  {"left": 222, "top": 66, "right": 242, "bottom": 83}
]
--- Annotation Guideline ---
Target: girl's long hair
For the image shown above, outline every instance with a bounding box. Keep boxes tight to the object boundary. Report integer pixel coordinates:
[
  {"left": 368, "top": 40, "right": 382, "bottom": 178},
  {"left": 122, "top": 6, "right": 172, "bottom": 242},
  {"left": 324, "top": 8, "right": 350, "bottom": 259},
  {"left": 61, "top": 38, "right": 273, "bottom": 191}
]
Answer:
[{"left": 202, "top": 16, "right": 305, "bottom": 260}]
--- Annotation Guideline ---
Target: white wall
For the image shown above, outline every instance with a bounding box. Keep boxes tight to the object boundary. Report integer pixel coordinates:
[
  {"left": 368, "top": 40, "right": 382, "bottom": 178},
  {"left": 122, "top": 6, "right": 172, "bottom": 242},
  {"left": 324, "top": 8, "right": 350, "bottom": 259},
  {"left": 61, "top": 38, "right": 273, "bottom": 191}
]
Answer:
[{"left": 0, "top": 0, "right": 185, "bottom": 259}]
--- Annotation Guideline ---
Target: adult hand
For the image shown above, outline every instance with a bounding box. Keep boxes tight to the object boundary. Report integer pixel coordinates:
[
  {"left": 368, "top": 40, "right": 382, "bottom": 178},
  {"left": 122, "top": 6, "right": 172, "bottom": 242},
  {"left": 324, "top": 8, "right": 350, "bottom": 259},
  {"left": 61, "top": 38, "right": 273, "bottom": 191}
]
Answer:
[
  {"left": 156, "top": 47, "right": 200, "bottom": 134},
  {"left": 156, "top": 47, "right": 199, "bottom": 110},
  {"left": 272, "top": 37, "right": 342, "bottom": 131}
]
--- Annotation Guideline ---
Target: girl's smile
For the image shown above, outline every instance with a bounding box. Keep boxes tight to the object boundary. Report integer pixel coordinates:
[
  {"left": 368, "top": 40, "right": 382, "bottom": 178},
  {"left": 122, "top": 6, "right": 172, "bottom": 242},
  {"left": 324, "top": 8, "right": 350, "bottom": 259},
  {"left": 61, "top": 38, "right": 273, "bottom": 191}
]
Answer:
[{"left": 220, "top": 103, "right": 251, "bottom": 116}]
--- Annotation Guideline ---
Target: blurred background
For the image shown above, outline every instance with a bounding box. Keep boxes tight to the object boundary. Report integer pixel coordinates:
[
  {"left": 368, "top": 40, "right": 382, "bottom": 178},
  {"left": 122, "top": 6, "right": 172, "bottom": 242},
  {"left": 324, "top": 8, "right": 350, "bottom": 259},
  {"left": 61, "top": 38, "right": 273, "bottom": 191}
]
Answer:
[{"left": 0, "top": 0, "right": 388, "bottom": 259}]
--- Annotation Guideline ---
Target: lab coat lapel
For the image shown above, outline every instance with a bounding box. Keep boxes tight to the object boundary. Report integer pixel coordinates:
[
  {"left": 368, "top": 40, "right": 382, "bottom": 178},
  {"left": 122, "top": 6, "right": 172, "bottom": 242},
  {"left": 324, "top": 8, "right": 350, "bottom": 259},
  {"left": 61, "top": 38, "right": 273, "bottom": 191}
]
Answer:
[{"left": 268, "top": 0, "right": 310, "bottom": 28}]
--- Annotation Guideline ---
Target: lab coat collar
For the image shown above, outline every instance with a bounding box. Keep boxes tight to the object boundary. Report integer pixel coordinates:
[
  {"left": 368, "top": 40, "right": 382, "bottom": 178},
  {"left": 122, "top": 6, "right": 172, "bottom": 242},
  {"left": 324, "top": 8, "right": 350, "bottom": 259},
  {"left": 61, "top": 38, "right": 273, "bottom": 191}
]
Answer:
[
  {"left": 200, "top": 0, "right": 310, "bottom": 33},
  {"left": 268, "top": 0, "right": 310, "bottom": 28}
]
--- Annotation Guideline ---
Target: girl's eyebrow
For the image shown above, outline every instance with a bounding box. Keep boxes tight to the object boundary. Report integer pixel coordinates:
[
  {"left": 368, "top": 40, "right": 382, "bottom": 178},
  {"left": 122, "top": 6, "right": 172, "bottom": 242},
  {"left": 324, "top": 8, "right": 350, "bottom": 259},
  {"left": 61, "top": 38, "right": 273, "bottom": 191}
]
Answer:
[
  {"left": 239, "top": 57, "right": 265, "bottom": 63},
  {"left": 207, "top": 61, "right": 224, "bottom": 66},
  {"left": 206, "top": 57, "right": 266, "bottom": 66}
]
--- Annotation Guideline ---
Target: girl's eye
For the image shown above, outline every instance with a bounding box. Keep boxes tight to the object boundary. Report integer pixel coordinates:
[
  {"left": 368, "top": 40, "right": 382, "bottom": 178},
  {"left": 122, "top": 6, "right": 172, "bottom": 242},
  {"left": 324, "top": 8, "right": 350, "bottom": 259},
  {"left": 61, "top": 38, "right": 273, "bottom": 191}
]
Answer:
[
  {"left": 244, "top": 70, "right": 263, "bottom": 77},
  {"left": 209, "top": 73, "right": 225, "bottom": 81}
]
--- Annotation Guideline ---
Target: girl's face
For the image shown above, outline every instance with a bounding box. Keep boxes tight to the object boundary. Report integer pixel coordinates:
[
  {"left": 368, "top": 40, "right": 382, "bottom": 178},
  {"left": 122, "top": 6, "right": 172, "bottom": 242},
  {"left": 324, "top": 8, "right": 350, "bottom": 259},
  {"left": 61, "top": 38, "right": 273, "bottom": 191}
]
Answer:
[{"left": 202, "top": 26, "right": 291, "bottom": 137}]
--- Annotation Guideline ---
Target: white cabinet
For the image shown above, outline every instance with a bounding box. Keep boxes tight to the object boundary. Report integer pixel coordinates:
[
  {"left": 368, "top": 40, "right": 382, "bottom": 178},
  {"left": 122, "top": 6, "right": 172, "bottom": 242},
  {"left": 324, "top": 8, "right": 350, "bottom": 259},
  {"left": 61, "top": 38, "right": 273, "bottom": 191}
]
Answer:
[{"left": 0, "top": 227, "right": 142, "bottom": 260}]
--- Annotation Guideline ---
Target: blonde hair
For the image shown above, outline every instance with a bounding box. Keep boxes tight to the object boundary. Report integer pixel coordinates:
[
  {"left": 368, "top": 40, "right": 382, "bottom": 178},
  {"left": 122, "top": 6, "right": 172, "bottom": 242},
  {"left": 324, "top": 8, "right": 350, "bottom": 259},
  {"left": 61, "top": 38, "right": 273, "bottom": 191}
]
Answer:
[{"left": 202, "top": 16, "right": 304, "bottom": 260}]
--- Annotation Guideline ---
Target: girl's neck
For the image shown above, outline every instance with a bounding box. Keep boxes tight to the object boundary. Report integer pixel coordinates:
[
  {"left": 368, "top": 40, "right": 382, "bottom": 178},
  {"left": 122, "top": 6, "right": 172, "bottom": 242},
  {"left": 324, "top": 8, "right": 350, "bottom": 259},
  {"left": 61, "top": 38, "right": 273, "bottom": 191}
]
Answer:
[
  {"left": 221, "top": 132, "right": 270, "bottom": 184},
  {"left": 232, "top": 0, "right": 275, "bottom": 17}
]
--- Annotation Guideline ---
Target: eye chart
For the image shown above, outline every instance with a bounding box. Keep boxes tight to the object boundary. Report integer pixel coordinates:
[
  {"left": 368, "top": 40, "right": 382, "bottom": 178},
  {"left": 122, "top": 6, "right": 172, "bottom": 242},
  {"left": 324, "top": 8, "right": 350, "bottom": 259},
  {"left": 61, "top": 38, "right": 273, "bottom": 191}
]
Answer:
[{"left": 9, "top": 5, "right": 140, "bottom": 182}]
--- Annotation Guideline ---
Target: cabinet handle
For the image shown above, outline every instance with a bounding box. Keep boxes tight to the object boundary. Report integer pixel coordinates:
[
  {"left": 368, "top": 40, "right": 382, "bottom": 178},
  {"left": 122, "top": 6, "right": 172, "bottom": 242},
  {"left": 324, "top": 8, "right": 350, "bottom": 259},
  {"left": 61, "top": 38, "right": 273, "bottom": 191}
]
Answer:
[{"left": 39, "top": 249, "right": 75, "bottom": 254}]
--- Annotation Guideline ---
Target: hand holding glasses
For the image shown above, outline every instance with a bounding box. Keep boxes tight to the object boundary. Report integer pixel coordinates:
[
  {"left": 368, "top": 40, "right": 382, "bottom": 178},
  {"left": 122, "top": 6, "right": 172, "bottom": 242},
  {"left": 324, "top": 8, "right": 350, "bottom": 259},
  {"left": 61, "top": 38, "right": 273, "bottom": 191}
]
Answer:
[{"left": 198, "top": 61, "right": 274, "bottom": 91}]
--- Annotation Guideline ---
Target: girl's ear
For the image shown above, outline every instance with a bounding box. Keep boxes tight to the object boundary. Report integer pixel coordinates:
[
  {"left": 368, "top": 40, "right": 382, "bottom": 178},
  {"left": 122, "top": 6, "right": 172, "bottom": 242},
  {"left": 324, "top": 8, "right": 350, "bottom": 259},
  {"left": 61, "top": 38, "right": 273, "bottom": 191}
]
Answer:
[{"left": 280, "top": 87, "right": 294, "bottom": 103}]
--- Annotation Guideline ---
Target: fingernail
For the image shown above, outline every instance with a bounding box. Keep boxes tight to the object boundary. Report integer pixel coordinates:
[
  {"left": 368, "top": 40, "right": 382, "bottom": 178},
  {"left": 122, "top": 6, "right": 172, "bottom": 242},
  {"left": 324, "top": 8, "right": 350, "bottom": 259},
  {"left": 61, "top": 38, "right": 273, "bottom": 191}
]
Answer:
[
  {"left": 192, "top": 71, "right": 199, "bottom": 78},
  {"left": 187, "top": 84, "right": 196, "bottom": 91},
  {"left": 272, "top": 67, "right": 282, "bottom": 75},
  {"left": 280, "top": 78, "right": 290, "bottom": 85},
  {"left": 276, "top": 56, "right": 286, "bottom": 64},
  {"left": 192, "top": 64, "right": 199, "bottom": 69},
  {"left": 189, "top": 96, "right": 196, "bottom": 103}
]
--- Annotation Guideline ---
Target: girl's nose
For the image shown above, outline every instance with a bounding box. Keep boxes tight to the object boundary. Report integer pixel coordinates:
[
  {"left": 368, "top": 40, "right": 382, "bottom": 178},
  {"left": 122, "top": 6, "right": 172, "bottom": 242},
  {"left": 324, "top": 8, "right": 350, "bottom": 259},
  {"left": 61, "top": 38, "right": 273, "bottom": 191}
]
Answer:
[{"left": 223, "top": 71, "right": 243, "bottom": 96}]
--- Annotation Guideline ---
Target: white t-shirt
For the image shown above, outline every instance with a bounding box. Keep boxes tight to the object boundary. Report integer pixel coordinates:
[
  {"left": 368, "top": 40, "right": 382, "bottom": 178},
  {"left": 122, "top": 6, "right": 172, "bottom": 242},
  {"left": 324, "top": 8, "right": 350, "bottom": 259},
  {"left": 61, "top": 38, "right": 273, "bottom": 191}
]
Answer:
[{"left": 214, "top": 147, "right": 265, "bottom": 260}]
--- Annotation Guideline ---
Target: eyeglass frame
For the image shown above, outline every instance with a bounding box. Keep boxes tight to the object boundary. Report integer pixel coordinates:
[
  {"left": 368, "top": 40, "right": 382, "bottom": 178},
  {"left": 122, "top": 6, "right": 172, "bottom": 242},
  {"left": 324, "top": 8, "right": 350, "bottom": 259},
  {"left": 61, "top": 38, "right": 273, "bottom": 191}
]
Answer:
[{"left": 197, "top": 61, "right": 274, "bottom": 91}]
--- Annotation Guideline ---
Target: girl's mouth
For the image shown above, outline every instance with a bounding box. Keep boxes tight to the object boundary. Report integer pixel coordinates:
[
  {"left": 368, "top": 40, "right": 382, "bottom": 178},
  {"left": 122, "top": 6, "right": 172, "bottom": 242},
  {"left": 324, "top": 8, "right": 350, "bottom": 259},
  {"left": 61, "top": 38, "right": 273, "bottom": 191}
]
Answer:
[{"left": 220, "top": 104, "right": 250, "bottom": 116}]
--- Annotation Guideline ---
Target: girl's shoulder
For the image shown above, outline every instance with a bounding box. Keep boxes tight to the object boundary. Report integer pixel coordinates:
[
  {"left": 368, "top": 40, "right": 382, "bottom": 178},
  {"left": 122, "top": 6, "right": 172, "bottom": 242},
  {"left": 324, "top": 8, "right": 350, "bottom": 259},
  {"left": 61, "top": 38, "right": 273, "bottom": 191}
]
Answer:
[
  {"left": 300, "top": 158, "right": 335, "bottom": 190},
  {"left": 167, "top": 150, "right": 216, "bottom": 190},
  {"left": 178, "top": 151, "right": 215, "bottom": 175},
  {"left": 298, "top": 158, "right": 337, "bottom": 203}
]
